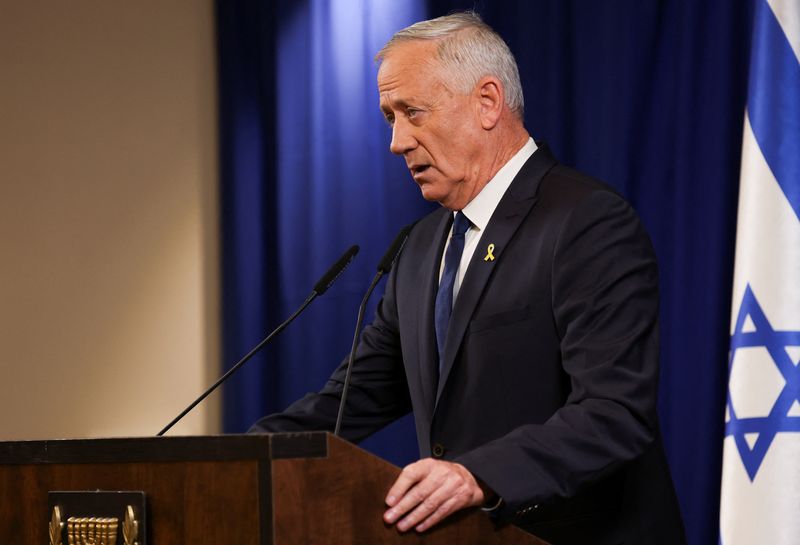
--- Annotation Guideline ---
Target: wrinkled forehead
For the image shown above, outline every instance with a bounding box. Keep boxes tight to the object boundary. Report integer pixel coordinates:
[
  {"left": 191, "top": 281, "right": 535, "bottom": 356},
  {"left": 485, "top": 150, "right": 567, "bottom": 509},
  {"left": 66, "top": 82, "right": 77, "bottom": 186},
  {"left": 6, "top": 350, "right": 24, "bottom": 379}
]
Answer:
[{"left": 377, "top": 65, "right": 454, "bottom": 116}]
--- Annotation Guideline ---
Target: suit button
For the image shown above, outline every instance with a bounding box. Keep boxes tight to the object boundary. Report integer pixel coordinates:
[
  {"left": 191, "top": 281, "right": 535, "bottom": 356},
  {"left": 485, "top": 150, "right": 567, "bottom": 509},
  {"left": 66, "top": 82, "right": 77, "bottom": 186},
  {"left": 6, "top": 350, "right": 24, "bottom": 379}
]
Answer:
[{"left": 432, "top": 443, "right": 445, "bottom": 458}]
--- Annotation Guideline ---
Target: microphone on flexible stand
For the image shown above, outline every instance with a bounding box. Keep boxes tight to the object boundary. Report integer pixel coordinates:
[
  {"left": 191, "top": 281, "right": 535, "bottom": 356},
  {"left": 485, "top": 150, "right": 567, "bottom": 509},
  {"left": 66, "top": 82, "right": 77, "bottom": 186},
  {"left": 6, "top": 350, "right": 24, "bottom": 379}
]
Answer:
[
  {"left": 158, "top": 244, "right": 360, "bottom": 436},
  {"left": 334, "top": 225, "right": 414, "bottom": 436}
]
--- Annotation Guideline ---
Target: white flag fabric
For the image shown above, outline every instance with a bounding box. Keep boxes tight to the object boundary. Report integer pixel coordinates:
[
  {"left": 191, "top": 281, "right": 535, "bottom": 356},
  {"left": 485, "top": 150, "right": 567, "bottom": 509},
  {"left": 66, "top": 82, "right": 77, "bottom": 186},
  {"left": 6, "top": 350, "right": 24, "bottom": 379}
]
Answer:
[{"left": 720, "top": 0, "right": 800, "bottom": 544}]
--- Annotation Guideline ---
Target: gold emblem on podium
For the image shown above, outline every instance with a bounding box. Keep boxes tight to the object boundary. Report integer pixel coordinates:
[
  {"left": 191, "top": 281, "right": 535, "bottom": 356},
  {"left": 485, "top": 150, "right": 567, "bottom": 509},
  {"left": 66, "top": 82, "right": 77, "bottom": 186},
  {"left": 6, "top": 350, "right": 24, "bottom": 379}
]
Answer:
[
  {"left": 48, "top": 503, "right": 139, "bottom": 545},
  {"left": 122, "top": 505, "right": 140, "bottom": 545},
  {"left": 49, "top": 506, "right": 64, "bottom": 545},
  {"left": 66, "top": 516, "right": 119, "bottom": 545}
]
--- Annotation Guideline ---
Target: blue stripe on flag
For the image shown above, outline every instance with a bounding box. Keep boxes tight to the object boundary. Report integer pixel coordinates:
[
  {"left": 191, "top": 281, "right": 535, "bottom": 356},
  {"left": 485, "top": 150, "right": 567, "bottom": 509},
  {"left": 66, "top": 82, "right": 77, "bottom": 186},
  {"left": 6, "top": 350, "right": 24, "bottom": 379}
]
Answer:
[{"left": 747, "top": 0, "right": 800, "bottom": 221}]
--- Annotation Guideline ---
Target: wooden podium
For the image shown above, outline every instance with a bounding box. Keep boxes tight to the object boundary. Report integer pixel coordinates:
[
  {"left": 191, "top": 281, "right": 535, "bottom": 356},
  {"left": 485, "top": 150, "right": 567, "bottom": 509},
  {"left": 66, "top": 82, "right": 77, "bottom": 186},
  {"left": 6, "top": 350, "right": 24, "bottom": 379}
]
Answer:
[{"left": 0, "top": 432, "right": 547, "bottom": 544}]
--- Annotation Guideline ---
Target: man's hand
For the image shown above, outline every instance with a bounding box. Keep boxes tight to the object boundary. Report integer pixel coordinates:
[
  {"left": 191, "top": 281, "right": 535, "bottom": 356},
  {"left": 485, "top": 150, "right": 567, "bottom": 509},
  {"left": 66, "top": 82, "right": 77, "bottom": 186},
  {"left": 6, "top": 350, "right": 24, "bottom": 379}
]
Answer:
[{"left": 383, "top": 458, "right": 485, "bottom": 533}]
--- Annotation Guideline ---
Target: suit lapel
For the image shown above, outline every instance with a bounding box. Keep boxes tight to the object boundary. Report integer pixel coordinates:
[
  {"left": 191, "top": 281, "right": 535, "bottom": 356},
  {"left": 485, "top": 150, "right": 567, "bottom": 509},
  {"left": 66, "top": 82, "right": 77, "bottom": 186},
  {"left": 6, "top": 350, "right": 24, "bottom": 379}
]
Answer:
[
  {"left": 434, "top": 146, "right": 558, "bottom": 407},
  {"left": 417, "top": 210, "right": 452, "bottom": 419}
]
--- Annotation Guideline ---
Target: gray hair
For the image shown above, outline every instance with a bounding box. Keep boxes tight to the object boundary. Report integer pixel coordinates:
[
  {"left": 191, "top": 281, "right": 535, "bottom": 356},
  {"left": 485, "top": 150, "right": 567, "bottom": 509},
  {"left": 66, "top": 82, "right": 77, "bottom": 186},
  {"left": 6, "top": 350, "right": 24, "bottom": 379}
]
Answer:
[{"left": 376, "top": 11, "right": 524, "bottom": 119}]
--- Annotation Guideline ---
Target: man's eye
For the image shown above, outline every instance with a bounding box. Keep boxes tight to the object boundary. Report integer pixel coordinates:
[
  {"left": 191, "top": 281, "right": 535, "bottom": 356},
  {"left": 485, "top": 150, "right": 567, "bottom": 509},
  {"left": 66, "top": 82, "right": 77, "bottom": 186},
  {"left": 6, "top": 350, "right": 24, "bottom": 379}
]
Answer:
[
  {"left": 407, "top": 108, "right": 420, "bottom": 119},
  {"left": 384, "top": 114, "right": 395, "bottom": 126}
]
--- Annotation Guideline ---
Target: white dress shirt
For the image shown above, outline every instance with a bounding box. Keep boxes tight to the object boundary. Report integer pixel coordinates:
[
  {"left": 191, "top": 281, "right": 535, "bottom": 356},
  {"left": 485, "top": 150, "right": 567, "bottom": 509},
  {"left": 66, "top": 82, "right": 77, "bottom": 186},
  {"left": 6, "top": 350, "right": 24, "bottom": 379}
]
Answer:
[{"left": 439, "top": 138, "right": 538, "bottom": 303}]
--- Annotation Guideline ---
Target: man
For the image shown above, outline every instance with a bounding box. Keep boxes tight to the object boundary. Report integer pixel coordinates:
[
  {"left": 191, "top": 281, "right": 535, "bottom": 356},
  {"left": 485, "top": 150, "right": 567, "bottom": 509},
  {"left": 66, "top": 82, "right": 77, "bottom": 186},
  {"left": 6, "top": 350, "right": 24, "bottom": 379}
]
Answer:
[{"left": 251, "top": 12, "right": 686, "bottom": 545}]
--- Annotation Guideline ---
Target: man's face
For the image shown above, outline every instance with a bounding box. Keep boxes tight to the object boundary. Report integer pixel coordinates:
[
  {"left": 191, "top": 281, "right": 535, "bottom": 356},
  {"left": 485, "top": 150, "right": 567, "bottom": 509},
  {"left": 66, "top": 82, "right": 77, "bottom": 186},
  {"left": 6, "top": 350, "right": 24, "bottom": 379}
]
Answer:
[{"left": 378, "top": 41, "right": 484, "bottom": 210}]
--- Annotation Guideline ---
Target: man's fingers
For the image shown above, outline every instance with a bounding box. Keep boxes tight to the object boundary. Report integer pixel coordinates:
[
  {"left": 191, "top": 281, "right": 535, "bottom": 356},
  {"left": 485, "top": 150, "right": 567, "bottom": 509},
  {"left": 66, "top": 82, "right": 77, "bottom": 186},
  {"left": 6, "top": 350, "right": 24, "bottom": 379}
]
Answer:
[
  {"left": 396, "top": 483, "right": 459, "bottom": 532},
  {"left": 414, "top": 495, "right": 461, "bottom": 532},
  {"left": 385, "top": 460, "right": 430, "bottom": 507},
  {"left": 384, "top": 459, "right": 485, "bottom": 532},
  {"left": 384, "top": 478, "right": 439, "bottom": 524}
]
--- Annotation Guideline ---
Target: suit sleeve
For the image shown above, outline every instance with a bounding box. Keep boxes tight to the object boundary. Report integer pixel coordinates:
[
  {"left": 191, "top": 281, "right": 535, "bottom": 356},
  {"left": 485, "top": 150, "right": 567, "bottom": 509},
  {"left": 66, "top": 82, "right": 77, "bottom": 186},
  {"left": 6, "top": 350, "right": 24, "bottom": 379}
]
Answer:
[
  {"left": 248, "top": 266, "right": 413, "bottom": 442},
  {"left": 455, "top": 189, "right": 660, "bottom": 520}
]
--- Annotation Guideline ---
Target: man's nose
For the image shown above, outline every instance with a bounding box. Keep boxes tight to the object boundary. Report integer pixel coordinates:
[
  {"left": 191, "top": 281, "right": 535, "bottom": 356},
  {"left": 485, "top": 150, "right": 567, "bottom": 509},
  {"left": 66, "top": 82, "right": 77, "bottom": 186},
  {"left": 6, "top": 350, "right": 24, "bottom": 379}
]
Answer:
[{"left": 389, "top": 119, "right": 417, "bottom": 155}]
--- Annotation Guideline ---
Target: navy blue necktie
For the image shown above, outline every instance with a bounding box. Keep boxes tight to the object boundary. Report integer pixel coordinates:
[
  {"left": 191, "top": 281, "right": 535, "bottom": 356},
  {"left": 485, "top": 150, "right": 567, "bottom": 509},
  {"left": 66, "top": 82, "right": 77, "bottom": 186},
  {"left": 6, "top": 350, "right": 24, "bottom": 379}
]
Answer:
[{"left": 434, "top": 211, "right": 471, "bottom": 371}]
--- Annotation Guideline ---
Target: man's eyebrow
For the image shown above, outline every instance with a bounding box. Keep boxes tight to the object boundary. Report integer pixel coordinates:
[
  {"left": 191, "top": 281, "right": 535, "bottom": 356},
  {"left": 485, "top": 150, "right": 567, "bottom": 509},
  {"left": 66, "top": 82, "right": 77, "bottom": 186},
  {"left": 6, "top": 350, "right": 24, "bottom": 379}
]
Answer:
[
  {"left": 381, "top": 94, "right": 414, "bottom": 108},
  {"left": 382, "top": 97, "right": 417, "bottom": 111}
]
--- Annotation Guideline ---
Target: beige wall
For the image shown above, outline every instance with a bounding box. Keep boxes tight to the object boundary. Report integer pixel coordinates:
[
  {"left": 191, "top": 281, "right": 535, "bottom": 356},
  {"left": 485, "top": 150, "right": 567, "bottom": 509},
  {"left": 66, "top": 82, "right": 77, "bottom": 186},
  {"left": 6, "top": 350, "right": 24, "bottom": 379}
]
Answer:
[{"left": 0, "top": 2, "right": 219, "bottom": 439}]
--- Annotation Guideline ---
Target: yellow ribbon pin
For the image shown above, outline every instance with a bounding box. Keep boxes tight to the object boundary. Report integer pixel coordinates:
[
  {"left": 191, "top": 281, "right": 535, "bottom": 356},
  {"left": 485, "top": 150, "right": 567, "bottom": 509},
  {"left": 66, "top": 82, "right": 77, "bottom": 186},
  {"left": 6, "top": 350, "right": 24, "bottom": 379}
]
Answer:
[{"left": 484, "top": 243, "right": 496, "bottom": 262}]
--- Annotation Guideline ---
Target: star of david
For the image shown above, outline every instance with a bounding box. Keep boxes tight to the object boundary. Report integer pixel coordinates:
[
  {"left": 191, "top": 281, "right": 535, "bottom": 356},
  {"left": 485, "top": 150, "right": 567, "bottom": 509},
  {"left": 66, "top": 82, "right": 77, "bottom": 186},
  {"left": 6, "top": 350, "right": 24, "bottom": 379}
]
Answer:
[{"left": 725, "top": 284, "right": 800, "bottom": 480}]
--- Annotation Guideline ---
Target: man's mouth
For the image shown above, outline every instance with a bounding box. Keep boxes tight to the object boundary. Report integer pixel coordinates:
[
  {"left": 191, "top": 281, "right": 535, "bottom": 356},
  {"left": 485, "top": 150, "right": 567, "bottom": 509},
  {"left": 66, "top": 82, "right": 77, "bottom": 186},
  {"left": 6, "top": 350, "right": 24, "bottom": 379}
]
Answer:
[{"left": 410, "top": 164, "right": 430, "bottom": 177}]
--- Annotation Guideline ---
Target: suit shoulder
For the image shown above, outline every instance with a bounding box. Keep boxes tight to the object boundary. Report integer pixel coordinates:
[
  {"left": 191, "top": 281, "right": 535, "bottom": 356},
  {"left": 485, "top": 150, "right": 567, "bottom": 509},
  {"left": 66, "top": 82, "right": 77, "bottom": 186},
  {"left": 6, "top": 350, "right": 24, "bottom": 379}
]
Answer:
[
  {"left": 533, "top": 164, "right": 652, "bottom": 247},
  {"left": 538, "top": 164, "right": 626, "bottom": 206}
]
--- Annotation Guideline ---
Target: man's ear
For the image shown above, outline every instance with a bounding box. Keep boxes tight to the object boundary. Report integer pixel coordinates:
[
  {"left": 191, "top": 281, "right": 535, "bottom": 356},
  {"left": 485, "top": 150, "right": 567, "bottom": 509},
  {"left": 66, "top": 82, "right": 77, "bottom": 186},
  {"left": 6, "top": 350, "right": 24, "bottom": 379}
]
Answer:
[{"left": 475, "top": 76, "right": 504, "bottom": 130}]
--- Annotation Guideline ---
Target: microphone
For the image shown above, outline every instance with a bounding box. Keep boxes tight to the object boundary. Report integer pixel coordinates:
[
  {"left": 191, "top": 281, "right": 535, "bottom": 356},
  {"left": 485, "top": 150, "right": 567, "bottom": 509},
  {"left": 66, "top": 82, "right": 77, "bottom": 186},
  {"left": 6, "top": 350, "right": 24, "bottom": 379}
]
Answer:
[
  {"left": 158, "top": 244, "right": 360, "bottom": 436},
  {"left": 334, "top": 225, "right": 413, "bottom": 436},
  {"left": 377, "top": 224, "right": 414, "bottom": 274},
  {"left": 314, "top": 245, "right": 360, "bottom": 295}
]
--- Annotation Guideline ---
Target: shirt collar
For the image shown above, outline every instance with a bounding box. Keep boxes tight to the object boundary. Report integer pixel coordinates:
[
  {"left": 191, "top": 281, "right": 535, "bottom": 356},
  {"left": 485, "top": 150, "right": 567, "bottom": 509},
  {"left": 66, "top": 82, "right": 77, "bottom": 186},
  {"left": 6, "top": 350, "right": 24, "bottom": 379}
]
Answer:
[{"left": 459, "top": 137, "right": 538, "bottom": 232}]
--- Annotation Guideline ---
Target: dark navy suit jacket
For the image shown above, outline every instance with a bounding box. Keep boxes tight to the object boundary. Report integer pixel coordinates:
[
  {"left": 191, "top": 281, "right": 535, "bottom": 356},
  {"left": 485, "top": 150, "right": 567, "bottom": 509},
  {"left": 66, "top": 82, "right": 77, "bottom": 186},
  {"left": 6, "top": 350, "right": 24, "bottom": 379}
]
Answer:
[{"left": 250, "top": 145, "right": 686, "bottom": 545}]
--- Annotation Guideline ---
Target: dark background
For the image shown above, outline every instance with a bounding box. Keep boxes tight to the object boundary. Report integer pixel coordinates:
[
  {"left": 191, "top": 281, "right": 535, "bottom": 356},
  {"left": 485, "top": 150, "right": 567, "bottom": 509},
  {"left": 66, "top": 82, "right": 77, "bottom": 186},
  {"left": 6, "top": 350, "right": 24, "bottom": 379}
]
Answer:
[{"left": 216, "top": 2, "right": 754, "bottom": 544}]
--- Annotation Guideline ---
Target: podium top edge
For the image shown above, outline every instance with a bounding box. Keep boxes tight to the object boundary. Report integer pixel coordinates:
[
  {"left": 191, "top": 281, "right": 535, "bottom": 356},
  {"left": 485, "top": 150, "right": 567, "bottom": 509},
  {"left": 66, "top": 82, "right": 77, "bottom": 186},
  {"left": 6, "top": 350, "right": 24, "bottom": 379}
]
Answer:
[{"left": 0, "top": 431, "right": 330, "bottom": 465}]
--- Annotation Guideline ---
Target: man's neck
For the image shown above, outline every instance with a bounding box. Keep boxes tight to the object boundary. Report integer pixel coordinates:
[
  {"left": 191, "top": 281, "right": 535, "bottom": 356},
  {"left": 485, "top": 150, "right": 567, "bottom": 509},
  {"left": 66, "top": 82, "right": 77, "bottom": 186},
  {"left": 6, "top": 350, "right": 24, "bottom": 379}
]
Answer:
[{"left": 446, "top": 127, "right": 531, "bottom": 211}]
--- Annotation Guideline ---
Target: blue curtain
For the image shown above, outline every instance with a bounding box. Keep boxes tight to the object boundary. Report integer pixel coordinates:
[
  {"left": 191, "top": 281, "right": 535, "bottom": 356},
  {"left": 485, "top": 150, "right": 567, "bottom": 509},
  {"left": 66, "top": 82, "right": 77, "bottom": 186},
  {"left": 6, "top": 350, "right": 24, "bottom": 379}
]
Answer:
[
  {"left": 218, "top": 0, "right": 431, "bottom": 466},
  {"left": 217, "top": 2, "right": 754, "bottom": 544}
]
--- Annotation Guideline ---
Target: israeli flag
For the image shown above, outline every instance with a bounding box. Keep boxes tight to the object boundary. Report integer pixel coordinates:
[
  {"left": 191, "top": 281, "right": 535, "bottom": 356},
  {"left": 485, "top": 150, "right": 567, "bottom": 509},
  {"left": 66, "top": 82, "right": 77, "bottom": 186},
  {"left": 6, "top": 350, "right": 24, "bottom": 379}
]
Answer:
[{"left": 719, "top": 1, "right": 800, "bottom": 544}]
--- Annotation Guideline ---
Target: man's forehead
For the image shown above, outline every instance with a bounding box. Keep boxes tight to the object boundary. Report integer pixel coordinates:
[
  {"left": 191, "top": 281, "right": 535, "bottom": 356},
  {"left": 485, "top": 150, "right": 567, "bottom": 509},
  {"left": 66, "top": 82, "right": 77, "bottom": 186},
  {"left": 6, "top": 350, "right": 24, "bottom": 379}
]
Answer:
[{"left": 377, "top": 42, "right": 445, "bottom": 98}]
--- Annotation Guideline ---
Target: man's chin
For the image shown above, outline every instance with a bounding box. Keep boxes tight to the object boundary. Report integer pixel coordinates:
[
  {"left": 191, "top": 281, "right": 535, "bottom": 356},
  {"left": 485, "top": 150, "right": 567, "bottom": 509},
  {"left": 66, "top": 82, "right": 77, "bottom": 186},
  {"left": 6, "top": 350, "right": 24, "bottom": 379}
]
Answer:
[
  {"left": 418, "top": 187, "right": 461, "bottom": 211},
  {"left": 417, "top": 182, "right": 444, "bottom": 203},
  {"left": 414, "top": 176, "right": 459, "bottom": 208}
]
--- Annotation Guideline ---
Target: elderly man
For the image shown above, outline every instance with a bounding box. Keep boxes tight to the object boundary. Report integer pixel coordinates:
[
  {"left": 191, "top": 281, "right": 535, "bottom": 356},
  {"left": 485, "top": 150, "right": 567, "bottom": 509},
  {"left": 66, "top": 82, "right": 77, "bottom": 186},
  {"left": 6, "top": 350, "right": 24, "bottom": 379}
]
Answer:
[{"left": 251, "top": 12, "right": 686, "bottom": 545}]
